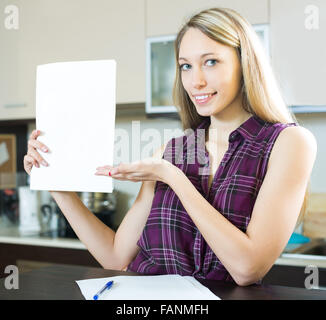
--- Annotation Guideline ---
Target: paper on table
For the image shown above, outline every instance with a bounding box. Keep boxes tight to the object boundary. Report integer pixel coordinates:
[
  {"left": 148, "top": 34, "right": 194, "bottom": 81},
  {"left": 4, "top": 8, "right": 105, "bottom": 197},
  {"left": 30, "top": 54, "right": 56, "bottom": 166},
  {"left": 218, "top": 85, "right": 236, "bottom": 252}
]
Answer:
[
  {"left": 30, "top": 60, "right": 116, "bottom": 193},
  {"left": 76, "top": 275, "right": 220, "bottom": 300}
]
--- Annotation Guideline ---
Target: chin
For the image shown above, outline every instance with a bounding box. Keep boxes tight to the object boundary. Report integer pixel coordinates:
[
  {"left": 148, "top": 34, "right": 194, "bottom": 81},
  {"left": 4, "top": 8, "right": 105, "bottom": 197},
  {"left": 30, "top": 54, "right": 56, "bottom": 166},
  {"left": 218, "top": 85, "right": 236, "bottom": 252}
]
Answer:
[
  {"left": 195, "top": 105, "right": 222, "bottom": 117},
  {"left": 196, "top": 110, "right": 213, "bottom": 117}
]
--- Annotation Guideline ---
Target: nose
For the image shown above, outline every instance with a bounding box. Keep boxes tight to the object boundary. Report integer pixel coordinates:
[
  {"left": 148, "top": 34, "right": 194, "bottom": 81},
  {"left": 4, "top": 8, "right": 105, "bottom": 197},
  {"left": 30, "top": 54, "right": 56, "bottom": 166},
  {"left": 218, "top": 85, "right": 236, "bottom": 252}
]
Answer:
[{"left": 191, "top": 67, "right": 207, "bottom": 89}]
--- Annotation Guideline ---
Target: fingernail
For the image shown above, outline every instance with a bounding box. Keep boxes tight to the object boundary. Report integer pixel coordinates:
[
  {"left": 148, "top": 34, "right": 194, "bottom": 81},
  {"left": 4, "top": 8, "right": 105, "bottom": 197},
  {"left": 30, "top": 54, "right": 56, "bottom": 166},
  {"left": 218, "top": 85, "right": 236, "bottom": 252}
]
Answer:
[
  {"left": 42, "top": 160, "right": 48, "bottom": 166},
  {"left": 42, "top": 147, "right": 48, "bottom": 152}
]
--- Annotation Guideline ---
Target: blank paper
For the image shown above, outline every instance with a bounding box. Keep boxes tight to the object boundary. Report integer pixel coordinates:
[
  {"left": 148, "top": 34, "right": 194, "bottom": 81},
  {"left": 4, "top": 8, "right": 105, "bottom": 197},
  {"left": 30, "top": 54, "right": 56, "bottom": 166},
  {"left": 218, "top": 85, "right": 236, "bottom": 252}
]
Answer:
[
  {"left": 30, "top": 60, "right": 116, "bottom": 193},
  {"left": 76, "top": 274, "right": 220, "bottom": 300}
]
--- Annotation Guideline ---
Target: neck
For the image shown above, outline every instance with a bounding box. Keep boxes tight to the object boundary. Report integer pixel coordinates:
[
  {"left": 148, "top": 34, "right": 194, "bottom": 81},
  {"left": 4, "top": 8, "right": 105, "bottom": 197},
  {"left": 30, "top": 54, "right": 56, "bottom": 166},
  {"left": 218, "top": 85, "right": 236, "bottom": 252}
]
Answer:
[{"left": 208, "top": 98, "right": 252, "bottom": 144}]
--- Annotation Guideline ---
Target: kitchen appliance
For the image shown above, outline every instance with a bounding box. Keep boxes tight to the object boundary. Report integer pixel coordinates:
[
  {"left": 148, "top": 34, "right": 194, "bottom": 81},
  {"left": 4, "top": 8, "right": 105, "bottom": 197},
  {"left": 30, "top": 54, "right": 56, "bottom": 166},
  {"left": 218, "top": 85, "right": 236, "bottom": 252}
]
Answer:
[
  {"left": 79, "top": 191, "right": 117, "bottom": 213},
  {"left": 18, "top": 186, "right": 41, "bottom": 234},
  {"left": 0, "top": 188, "right": 19, "bottom": 224},
  {"left": 43, "top": 191, "right": 118, "bottom": 239},
  {"left": 40, "top": 203, "right": 58, "bottom": 233}
]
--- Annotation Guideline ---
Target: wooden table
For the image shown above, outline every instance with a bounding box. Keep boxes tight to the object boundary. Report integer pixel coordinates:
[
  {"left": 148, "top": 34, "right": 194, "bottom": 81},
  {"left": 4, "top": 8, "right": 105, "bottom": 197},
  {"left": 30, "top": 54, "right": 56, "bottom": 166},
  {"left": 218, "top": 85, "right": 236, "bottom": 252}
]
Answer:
[{"left": 0, "top": 263, "right": 326, "bottom": 300}]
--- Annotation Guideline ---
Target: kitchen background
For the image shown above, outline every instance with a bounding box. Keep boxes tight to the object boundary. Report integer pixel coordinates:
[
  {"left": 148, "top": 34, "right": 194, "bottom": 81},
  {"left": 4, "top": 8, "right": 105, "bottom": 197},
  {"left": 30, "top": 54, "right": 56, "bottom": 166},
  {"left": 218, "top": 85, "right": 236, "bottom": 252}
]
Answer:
[{"left": 0, "top": 0, "right": 326, "bottom": 281}]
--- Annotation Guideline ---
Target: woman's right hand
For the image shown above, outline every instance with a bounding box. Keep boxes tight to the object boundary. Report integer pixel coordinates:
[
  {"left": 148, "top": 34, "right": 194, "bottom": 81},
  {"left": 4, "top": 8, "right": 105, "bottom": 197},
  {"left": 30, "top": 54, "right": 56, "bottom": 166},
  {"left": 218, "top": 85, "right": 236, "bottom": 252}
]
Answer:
[{"left": 23, "top": 129, "right": 49, "bottom": 175}]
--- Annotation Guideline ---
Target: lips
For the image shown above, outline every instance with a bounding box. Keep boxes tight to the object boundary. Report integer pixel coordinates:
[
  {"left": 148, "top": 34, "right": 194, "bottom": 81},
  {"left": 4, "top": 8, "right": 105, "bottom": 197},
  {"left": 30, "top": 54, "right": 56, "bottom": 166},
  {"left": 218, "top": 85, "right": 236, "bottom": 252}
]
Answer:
[{"left": 193, "top": 92, "right": 217, "bottom": 105}]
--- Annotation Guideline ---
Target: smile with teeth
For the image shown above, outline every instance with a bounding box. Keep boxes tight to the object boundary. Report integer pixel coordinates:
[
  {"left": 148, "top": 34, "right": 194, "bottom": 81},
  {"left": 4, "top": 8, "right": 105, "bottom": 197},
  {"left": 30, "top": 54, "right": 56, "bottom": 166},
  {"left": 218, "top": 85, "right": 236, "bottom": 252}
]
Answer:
[{"left": 193, "top": 92, "right": 217, "bottom": 103}]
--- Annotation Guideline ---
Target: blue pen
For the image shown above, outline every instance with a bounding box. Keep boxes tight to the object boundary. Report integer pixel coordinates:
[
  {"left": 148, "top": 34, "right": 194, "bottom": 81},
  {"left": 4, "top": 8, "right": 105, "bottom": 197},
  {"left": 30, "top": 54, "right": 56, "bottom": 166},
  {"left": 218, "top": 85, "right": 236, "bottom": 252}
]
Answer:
[{"left": 93, "top": 280, "right": 114, "bottom": 300}]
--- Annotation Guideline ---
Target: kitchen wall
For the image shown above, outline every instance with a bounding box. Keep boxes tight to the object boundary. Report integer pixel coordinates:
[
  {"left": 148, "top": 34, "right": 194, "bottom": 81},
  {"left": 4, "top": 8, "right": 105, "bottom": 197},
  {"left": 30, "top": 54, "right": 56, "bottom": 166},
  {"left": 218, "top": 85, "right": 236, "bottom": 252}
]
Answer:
[{"left": 2, "top": 0, "right": 326, "bottom": 226}]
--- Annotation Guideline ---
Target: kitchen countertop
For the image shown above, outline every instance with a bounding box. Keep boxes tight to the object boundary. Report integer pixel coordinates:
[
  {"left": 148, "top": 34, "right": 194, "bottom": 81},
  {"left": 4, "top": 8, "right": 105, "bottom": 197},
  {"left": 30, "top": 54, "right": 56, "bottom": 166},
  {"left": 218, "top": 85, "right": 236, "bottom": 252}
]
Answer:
[
  {"left": 0, "top": 216, "right": 86, "bottom": 250},
  {"left": 1, "top": 216, "right": 326, "bottom": 268}
]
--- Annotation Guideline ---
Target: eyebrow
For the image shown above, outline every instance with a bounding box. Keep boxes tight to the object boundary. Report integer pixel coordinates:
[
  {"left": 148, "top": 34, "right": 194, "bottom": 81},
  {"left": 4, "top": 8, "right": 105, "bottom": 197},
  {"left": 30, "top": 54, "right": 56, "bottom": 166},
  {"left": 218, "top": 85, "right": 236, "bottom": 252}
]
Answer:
[{"left": 178, "top": 53, "right": 218, "bottom": 61}]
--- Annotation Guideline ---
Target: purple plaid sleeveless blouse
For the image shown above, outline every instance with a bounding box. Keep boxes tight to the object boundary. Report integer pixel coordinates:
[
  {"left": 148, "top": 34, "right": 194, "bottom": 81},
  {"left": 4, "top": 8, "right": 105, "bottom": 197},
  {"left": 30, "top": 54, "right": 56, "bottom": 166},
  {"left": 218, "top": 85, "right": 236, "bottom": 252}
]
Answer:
[{"left": 127, "top": 115, "right": 297, "bottom": 281}]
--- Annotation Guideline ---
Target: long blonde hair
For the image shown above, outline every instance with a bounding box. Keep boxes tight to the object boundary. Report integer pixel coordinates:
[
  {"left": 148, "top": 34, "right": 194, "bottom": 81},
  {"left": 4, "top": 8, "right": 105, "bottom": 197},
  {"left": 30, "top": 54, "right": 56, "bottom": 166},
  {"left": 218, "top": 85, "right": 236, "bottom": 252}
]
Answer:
[{"left": 172, "top": 7, "right": 308, "bottom": 227}]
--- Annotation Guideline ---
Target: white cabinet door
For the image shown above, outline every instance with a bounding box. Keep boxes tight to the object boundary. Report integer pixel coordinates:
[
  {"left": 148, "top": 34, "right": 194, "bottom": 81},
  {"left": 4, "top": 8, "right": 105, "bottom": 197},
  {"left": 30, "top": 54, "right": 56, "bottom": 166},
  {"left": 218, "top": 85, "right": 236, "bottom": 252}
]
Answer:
[
  {"left": 271, "top": 0, "right": 326, "bottom": 106},
  {"left": 0, "top": 0, "right": 146, "bottom": 120}
]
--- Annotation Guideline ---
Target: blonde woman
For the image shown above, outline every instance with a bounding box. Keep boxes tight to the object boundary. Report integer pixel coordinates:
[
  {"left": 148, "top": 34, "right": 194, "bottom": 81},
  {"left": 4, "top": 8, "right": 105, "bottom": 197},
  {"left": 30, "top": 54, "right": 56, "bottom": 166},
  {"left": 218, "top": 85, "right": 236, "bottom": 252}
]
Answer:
[{"left": 24, "top": 8, "right": 317, "bottom": 286}]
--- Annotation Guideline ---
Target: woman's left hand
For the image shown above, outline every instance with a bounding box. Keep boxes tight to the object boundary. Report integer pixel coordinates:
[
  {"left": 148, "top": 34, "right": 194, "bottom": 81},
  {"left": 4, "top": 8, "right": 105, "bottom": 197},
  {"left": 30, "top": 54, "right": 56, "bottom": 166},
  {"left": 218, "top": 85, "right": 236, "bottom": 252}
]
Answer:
[{"left": 95, "top": 158, "right": 174, "bottom": 184}]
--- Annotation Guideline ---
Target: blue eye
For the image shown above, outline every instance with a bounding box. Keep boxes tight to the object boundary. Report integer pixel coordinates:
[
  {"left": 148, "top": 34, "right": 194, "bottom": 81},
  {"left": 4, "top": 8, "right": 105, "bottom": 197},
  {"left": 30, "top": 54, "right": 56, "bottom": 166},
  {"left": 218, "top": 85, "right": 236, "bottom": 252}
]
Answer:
[
  {"left": 179, "top": 63, "right": 191, "bottom": 71},
  {"left": 206, "top": 59, "right": 217, "bottom": 66},
  {"left": 179, "top": 59, "right": 218, "bottom": 71}
]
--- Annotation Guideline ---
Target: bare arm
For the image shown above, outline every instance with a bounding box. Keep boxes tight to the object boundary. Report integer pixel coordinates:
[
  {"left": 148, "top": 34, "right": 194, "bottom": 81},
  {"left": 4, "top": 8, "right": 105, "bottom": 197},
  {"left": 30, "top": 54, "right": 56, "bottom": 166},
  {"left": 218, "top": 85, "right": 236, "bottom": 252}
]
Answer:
[
  {"left": 24, "top": 129, "right": 166, "bottom": 270},
  {"left": 50, "top": 179, "right": 155, "bottom": 270},
  {"left": 166, "top": 126, "right": 317, "bottom": 285},
  {"left": 107, "top": 144, "right": 167, "bottom": 269},
  {"left": 51, "top": 145, "right": 166, "bottom": 269},
  {"left": 50, "top": 191, "right": 117, "bottom": 268}
]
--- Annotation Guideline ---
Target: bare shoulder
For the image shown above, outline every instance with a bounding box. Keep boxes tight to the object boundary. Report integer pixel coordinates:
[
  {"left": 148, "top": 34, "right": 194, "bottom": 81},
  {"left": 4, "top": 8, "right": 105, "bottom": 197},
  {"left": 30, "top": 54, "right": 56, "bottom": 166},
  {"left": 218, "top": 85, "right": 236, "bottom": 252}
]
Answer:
[
  {"left": 267, "top": 125, "right": 317, "bottom": 173},
  {"left": 278, "top": 125, "right": 316, "bottom": 148}
]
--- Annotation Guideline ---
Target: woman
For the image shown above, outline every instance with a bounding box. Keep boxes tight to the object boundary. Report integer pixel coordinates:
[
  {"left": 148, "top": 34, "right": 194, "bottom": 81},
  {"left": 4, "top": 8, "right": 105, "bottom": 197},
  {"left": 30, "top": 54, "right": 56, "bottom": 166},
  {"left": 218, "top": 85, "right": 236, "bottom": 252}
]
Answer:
[{"left": 24, "top": 8, "right": 317, "bottom": 286}]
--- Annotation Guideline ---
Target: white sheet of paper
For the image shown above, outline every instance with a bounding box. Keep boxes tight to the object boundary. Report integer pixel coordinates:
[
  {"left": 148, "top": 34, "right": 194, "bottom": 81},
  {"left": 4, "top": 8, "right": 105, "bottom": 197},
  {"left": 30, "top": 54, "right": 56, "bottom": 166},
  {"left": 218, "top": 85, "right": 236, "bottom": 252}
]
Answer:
[
  {"left": 76, "top": 275, "right": 220, "bottom": 300},
  {"left": 30, "top": 60, "right": 116, "bottom": 193},
  {"left": 0, "top": 142, "right": 10, "bottom": 167}
]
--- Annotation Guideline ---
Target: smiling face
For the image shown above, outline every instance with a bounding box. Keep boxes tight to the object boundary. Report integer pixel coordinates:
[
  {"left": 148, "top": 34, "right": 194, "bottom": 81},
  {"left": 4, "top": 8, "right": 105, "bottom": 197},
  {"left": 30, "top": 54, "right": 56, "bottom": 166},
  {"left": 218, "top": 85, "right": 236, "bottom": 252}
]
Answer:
[{"left": 178, "top": 27, "right": 244, "bottom": 117}]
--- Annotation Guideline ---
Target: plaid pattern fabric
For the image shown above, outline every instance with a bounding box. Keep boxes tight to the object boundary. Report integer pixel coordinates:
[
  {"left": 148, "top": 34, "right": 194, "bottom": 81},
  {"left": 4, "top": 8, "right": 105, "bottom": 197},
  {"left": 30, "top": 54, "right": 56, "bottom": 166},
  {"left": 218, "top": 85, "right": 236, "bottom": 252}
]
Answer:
[{"left": 127, "top": 115, "right": 297, "bottom": 281}]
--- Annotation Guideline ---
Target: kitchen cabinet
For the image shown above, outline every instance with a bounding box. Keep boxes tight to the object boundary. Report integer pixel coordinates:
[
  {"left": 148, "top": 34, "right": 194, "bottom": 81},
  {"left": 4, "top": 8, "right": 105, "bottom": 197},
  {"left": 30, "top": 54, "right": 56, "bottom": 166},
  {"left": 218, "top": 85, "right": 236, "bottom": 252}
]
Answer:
[
  {"left": 2, "top": 0, "right": 325, "bottom": 121},
  {"left": 0, "top": 0, "right": 146, "bottom": 120},
  {"left": 270, "top": 0, "right": 326, "bottom": 106},
  {"left": 145, "top": 0, "right": 269, "bottom": 37}
]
